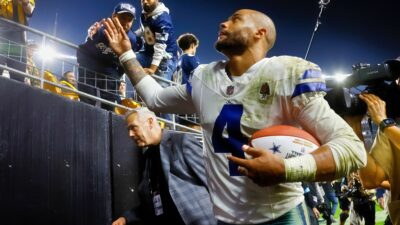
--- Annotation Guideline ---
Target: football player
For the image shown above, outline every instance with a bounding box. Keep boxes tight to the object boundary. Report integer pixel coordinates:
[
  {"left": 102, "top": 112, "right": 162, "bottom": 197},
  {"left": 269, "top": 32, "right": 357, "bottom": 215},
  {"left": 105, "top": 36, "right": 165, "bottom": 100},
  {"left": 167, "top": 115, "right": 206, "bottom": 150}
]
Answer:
[{"left": 103, "top": 9, "right": 366, "bottom": 225}]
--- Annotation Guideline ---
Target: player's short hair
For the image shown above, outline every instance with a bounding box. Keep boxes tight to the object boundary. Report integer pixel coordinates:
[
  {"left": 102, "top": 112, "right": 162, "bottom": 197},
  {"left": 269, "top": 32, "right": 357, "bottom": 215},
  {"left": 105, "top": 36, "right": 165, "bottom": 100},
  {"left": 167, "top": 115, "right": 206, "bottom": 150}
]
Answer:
[{"left": 177, "top": 33, "right": 199, "bottom": 51}]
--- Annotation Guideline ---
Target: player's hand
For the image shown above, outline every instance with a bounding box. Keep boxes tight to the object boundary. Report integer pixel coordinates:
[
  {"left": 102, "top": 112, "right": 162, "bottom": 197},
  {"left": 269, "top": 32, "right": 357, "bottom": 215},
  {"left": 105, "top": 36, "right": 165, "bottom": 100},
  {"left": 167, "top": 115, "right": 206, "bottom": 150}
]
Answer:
[
  {"left": 112, "top": 217, "right": 127, "bottom": 225},
  {"left": 227, "top": 145, "right": 285, "bottom": 186},
  {"left": 103, "top": 17, "right": 132, "bottom": 57},
  {"left": 87, "top": 22, "right": 101, "bottom": 40},
  {"left": 359, "top": 93, "right": 387, "bottom": 125}
]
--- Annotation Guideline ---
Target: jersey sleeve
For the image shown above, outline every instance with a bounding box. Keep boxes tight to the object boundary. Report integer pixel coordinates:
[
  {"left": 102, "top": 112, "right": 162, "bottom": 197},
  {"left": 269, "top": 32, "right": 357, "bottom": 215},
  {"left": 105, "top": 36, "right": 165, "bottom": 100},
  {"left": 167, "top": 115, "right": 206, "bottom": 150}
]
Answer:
[
  {"left": 188, "top": 55, "right": 200, "bottom": 73},
  {"left": 289, "top": 59, "right": 367, "bottom": 177},
  {"left": 151, "top": 14, "right": 173, "bottom": 66},
  {"left": 134, "top": 75, "right": 196, "bottom": 114}
]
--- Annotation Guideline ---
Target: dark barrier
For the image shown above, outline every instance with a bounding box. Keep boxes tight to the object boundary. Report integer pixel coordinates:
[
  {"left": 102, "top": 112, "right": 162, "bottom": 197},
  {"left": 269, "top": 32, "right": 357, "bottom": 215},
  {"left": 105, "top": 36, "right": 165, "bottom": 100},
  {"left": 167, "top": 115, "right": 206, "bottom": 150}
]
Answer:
[
  {"left": 0, "top": 77, "right": 140, "bottom": 225},
  {"left": 110, "top": 114, "right": 141, "bottom": 219}
]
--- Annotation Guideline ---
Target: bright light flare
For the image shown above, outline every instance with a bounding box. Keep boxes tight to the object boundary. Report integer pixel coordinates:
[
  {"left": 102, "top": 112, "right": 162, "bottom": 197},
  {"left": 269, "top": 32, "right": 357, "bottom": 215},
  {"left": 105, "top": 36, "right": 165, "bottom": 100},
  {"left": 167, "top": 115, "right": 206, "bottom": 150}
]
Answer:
[
  {"left": 57, "top": 53, "right": 77, "bottom": 60},
  {"left": 36, "top": 46, "right": 77, "bottom": 61},
  {"left": 332, "top": 72, "right": 351, "bottom": 83},
  {"left": 37, "top": 46, "right": 56, "bottom": 62}
]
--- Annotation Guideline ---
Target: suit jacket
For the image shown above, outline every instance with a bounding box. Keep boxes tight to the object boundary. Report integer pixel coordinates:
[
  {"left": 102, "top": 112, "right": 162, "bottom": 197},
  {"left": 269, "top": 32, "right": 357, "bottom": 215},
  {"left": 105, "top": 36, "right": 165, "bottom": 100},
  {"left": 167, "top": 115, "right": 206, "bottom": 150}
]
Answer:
[{"left": 124, "top": 131, "right": 216, "bottom": 225}]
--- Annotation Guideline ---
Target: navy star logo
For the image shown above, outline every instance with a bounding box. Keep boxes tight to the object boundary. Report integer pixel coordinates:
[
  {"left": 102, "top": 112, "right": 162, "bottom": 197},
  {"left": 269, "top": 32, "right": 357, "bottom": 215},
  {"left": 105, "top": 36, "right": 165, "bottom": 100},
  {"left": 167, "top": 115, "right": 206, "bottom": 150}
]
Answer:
[{"left": 270, "top": 142, "right": 281, "bottom": 154}]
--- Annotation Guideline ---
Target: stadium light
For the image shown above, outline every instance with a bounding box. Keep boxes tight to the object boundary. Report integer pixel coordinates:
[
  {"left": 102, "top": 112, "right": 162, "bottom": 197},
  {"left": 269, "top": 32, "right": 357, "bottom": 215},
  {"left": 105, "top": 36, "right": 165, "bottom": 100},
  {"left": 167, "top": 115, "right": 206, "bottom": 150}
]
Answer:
[
  {"left": 37, "top": 45, "right": 56, "bottom": 62},
  {"left": 36, "top": 45, "right": 77, "bottom": 61},
  {"left": 332, "top": 72, "right": 351, "bottom": 83}
]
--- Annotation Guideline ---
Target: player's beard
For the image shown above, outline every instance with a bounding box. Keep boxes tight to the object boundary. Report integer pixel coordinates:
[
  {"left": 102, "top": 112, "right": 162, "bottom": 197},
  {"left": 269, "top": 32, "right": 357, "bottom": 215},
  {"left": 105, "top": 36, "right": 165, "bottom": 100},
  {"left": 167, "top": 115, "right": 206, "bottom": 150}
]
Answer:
[{"left": 215, "top": 32, "right": 248, "bottom": 55}]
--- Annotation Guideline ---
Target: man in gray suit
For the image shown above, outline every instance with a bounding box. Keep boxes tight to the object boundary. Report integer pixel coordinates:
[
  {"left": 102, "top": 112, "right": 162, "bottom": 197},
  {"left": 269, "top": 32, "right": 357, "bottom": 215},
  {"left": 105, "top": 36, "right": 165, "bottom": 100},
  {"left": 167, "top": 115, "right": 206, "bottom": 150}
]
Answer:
[{"left": 112, "top": 108, "right": 216, "bottom": 225}]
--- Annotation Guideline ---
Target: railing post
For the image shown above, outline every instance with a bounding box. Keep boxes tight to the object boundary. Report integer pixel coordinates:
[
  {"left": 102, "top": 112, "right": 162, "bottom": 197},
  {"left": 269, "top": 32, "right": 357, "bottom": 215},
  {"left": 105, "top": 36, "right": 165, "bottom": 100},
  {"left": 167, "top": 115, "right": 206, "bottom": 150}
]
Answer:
[{"left": 39, "top": 36, "right": 47, "bottom": 88}]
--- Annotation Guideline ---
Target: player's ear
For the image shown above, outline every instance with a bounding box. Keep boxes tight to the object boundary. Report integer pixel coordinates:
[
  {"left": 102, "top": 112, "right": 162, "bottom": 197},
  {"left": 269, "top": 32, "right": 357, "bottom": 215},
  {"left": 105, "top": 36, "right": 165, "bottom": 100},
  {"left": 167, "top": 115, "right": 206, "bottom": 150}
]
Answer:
[{"left": 255, "top": 28, "right": 267, "bottom": 40}]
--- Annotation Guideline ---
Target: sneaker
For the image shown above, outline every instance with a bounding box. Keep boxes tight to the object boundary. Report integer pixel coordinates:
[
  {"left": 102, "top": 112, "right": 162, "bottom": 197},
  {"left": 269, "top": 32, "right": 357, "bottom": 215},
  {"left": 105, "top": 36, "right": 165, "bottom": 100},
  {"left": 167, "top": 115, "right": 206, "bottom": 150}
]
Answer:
[{"left": 330, "top": 215, "right": 337, "bottom": 223}]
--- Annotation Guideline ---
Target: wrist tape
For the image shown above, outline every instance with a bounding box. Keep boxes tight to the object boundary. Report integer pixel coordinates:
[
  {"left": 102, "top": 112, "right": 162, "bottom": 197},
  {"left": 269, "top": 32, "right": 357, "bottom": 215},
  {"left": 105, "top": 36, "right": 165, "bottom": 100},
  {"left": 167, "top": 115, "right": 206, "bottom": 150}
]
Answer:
[
  {"left": 119, "top": 50, "right": 136, "bottom": 64},
  {"left": 284, "top": 154, "right": 317, "bottom": 182}
]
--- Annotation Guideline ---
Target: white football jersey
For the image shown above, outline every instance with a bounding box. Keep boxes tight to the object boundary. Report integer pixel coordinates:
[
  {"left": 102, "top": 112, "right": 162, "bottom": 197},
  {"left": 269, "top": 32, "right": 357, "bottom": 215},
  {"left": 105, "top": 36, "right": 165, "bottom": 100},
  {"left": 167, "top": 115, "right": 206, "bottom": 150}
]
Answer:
[
  {"left": 189, "top": 56, "right": 323, "bottom": 223},
  {"left": 135, "top": 55, "right": 365, "bottom": 224}
]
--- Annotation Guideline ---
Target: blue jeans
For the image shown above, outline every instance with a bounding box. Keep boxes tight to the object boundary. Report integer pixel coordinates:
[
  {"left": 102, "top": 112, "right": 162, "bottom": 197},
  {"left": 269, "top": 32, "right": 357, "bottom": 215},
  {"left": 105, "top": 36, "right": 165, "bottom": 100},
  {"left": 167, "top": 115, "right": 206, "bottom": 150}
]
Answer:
[
  {"left": 136, "top": 52, "right": 177, "bottom": 88},
  {"left": 326, "top": 191, "right": 339, "bottom": 216},
  {"left": 217, "top": 202, "right": 310, "bottom": 225}
]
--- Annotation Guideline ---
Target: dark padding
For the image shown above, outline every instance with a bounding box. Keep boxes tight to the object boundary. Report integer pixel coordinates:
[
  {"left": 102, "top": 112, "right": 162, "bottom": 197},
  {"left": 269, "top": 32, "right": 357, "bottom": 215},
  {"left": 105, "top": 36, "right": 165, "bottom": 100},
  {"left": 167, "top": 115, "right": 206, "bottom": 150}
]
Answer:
[{"left": 0, "top": 77, "right": 112, "bottom": 225}]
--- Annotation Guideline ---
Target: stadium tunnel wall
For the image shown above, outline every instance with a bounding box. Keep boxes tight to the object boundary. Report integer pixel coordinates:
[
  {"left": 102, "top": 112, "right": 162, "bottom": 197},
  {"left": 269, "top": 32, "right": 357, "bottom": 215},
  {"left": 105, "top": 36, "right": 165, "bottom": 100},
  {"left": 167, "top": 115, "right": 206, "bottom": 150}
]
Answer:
[{"left": 0, "top": 77, "right": 140, "bottom": 225}]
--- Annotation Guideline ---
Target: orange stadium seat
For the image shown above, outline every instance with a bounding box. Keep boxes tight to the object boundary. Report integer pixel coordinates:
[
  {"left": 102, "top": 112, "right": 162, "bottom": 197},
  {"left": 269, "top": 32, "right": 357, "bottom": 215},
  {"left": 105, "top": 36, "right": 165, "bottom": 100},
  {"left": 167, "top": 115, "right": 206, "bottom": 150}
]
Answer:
[
  {"left": 42, "top": 71, "right": 80, "bottom": 101},
  {"left": 114, "top": 98, "right": 141, "bottom": 115},
  {"left": 43, "top": 70, "right": 61, "bottom": 94}
]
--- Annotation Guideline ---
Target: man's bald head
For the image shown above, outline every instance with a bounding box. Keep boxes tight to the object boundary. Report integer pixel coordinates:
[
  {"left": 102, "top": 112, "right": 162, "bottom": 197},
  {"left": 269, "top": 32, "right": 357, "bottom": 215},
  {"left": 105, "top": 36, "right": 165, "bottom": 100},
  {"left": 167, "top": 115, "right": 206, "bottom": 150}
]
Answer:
[
  {"left": 238, "top": 9, "right": 276, "bottom": 51},
  {"left": 215, "top": 9, "right": 277, "bottom": 57}
]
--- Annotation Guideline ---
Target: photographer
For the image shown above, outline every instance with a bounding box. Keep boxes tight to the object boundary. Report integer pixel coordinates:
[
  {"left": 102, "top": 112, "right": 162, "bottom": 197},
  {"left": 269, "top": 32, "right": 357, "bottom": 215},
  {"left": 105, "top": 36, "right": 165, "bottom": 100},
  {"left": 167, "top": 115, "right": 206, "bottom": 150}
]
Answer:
[
  {"left": 376, "top": 187, "right": 393, "bottom": 225},
  {"left": 333, "top": 177, "right": 351, "bottom": 225},
  {"left": 302, "top": 182, "right": 333, "bottom": 225},
  {"left": 358, "top": 90, "right": 400, "bottom": 224},
  {"left": 325, "top": 57, "right": 400, "bottom": 224},
  {"left": 342, "top": 172, "right": 376, "bottom": 225}
]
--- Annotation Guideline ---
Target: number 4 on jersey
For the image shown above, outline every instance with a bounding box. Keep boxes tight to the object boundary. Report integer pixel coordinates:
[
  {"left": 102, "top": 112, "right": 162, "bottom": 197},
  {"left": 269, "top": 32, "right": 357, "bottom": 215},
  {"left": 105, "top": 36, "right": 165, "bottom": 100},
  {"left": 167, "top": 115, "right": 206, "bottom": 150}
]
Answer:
[{"left": 212, "top": 104, "right": 248, "bottom": 176}]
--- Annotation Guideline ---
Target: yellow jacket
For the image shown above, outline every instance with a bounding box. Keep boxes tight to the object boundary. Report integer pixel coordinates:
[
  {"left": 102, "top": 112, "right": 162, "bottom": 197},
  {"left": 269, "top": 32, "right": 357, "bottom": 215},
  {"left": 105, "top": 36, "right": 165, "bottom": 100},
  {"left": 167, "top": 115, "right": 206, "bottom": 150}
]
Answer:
[{"left": 0, "top": 0, "right": 35, "bottom": 25}]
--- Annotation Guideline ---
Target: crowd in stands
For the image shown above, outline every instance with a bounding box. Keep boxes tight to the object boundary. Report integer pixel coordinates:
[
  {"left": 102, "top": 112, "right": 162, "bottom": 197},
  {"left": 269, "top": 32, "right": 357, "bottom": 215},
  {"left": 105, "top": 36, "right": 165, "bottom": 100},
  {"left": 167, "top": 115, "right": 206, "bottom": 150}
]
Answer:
[{"left": 0, "top": 1, "right": 201, "bottom": 126}]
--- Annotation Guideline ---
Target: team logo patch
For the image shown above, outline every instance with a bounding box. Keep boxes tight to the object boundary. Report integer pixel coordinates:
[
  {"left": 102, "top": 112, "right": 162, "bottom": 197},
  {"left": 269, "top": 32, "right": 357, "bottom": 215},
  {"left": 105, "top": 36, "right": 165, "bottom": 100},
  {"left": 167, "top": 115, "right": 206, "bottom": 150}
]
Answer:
[
  {"left": 226, "top": 85, "right": 234, "bottom": 95},
  {"left": 259, "top": 82, "right": 270, "bottom": 100}
]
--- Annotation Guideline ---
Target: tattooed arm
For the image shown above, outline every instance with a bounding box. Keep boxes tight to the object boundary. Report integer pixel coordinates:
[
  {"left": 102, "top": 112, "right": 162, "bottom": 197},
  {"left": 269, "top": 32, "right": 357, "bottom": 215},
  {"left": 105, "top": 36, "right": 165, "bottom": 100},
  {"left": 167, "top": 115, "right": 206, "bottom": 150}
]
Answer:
[{"left": 121, "top": 57, "right": 148, "bottom": 85}]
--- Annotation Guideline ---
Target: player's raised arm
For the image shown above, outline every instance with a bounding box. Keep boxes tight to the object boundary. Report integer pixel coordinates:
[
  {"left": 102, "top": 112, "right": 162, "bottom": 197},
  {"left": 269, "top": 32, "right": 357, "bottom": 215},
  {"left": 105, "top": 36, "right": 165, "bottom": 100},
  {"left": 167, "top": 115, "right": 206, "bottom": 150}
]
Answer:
[
  {"left": 103, "top": 17, "right": 195, "bottom": 114},
  {"left": 103, "top": 17, "right": 147, "bottom": 85}
]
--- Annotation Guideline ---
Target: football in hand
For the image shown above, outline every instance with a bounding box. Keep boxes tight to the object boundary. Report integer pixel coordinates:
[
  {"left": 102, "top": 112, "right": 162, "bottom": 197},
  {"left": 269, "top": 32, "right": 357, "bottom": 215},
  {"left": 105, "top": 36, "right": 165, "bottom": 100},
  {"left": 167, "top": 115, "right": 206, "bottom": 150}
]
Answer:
[{"left": 250, "top": 125, "right": 320, "bottom": 159}]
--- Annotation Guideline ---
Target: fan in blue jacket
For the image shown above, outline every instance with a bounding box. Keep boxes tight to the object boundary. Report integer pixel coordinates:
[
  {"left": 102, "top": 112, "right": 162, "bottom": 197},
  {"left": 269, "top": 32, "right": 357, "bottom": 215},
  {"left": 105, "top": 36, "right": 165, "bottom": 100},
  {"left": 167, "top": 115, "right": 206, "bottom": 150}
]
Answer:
[
  {"left": 77, "top": 2, "right": 140, "bottom": 111},
  {"left": 134, "top": 0, "right": 178, "bottom": 87}
]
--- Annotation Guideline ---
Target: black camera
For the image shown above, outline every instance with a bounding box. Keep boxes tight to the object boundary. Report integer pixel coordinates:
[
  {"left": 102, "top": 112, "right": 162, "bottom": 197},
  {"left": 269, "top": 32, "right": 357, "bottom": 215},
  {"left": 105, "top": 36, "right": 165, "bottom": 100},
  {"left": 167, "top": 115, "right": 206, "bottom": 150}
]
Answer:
[
  {"left": 316, "top": 202, "right": 333, "bottom": 224},
  {"left": 325, "top": 59, "right": 400, "bottom": 116},
  {"left": 340, "top": 179, "right": 363, "bottom": 199}
]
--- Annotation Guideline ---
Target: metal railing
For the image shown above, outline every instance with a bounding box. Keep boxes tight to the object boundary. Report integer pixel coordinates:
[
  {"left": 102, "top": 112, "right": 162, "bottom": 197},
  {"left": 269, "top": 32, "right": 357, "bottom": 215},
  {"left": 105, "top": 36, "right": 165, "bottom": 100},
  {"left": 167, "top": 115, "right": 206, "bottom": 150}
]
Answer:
[{"left": 0, "top": 17, "right": 203, "bottom": 137}]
